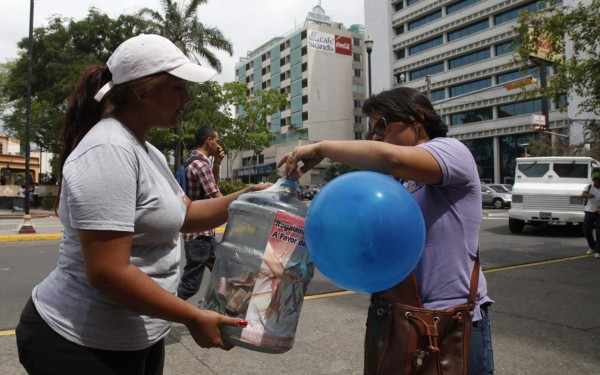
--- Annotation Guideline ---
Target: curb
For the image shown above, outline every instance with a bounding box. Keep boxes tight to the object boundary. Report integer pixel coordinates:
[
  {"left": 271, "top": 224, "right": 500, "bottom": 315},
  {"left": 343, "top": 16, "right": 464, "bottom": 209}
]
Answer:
[
  {"left": 0, "top": 233, "right": 63, "bottom": 242},
  {"left": 0, "top": 228, "right": 226, "bottom": 242}
]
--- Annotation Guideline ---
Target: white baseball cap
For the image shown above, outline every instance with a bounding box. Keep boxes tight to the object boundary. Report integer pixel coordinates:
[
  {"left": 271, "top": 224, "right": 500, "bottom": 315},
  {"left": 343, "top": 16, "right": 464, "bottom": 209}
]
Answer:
[{"left": 94, "top": 34, "right": 217, "bottom": 102}]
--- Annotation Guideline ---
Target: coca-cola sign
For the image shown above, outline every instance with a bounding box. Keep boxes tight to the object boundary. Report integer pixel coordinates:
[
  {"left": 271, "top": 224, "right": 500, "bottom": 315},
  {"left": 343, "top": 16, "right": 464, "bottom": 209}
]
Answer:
[
  {"left": 335, "top": 36, "right": 352, "bottom": 56},
  {"left": 307, "top": 31, "right": 351, "bottom": 56}
]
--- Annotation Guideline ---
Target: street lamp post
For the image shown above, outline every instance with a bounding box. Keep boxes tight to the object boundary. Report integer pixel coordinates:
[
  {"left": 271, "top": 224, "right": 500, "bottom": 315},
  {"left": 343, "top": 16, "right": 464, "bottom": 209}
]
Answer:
[
  {"left": 19, "top": 0, "right": 35, "bottom": 234},
  {"left": 364, "top": 38, "right": 373, "bottom": 140},
  {"left": 365, "top": 38, "right": 373, "bottom": 98}
]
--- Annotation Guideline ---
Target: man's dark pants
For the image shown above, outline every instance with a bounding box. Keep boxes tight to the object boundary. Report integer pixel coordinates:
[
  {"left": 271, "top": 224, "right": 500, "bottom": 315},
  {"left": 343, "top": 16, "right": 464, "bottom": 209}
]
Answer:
[
  {"left": 177, "top": 236, "right": 217, "bottom": 300},
  {"left": 583, "top": 211, "right": 600, "bottom": 253}
]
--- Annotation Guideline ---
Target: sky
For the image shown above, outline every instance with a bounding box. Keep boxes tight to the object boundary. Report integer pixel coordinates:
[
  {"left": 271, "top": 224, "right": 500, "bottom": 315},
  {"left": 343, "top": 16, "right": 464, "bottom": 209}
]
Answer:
[{"left": 0, "top": 0, "right": 365, "bottom": 84}]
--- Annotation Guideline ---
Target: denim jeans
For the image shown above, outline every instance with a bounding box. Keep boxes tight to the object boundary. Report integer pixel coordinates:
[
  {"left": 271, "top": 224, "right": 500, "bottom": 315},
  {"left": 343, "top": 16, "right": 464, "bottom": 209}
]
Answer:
[
  {"left": 583, "top": 211, "right": 600, "bottom": 252},
  {"left": 468, "top": 304, "right": 495, "bottom": 375},
  {"left": 176, "top": 236, "right": 217, "bottom": 300}
]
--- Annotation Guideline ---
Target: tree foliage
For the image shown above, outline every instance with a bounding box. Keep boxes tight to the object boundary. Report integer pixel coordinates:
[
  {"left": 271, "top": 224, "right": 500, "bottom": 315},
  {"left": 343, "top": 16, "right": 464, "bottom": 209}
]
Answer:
[
  {"left": 0, "top": 9, "right": 151, "bottom": 155},
  {"left": 219, "top": 83, "right": 288, "bottom": 178},
  {"left": 512, "top": 0, "right": 600, "bottom": 117},
  {"left": 323, "top": 162, "right": 357, "bottom": 182},
  {"left": 138, "top": 0, "right": 234, "bottom": 168},
  {"left": 138, "top": 0, "right": 232, "bottom": 73}
]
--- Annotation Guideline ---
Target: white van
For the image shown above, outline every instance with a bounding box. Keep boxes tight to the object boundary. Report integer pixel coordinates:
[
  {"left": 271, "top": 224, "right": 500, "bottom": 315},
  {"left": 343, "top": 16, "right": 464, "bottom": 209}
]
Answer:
[{"left": 508, "top": 156, "right": 600, "bottom": 233}]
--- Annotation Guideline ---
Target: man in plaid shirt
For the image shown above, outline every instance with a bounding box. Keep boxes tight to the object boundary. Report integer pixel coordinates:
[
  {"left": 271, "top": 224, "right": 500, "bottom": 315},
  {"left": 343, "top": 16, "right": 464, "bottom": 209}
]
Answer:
[{"left": 177, "top": 127, "right": 225, "bottom": 301}]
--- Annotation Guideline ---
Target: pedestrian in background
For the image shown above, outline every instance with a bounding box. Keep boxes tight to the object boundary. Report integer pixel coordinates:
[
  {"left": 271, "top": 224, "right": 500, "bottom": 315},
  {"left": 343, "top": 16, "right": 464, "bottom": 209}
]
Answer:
[
  {"left": 279, "top": 87, "right": 494, "bottom": 374},
  {"left": 15, "top": 34, "right": 270, "bottom": 375},
  {"left": 177, "top": 127, "right": 224, "bottom": 303},
  {"left": 581, "top": 168, "right": 600, "bottom": 258}
]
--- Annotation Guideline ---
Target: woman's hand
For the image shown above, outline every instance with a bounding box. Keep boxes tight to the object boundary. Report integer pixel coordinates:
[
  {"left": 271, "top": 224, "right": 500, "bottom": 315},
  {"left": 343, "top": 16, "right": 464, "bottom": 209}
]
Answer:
[
  {"left": 277, "top": 143, "right": 324, "bottom": 178},
  {"left": 245, "top": 182, "right": 272, "bottom": 193},
  {"left": 186, "top": 309, "right": 248, "bottom": 350}
]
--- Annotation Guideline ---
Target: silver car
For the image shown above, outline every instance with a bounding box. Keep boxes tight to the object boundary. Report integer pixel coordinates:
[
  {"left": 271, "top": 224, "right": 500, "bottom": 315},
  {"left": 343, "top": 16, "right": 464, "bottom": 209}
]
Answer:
[{"left": 481, "top": 184, "right": 512, "bottom": 209}]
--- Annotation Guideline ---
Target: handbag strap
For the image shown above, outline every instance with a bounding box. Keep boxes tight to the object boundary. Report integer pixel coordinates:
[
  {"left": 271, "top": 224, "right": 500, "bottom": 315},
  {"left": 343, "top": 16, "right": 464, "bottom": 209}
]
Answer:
[{"left": 373, "top": 248, "right": 480, "bottom": 310}]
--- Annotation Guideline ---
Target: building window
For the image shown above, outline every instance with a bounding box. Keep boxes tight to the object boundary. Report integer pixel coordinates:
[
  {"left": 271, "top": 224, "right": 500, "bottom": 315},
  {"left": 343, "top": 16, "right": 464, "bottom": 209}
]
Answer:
[
  {"left": 394, "top": 25, "right": 405, "bottom": 36},
  {"left": 407, "top": 0, "right": 423, "bottom": 5},
  {"left": 408, "top": 10, "right": 442, "bottom": 30},
  {"left": 394, "top": 2, "right": 404, "bottom": 11},
  {"left": 410, "top": 62, "right": 444, "bottom": 80},
  {"left": 495, "top": 1, "right": 547, "bottom": 25},
  {"left": 498, "top": 98, "right": 542, "bottom": 118},
  {"left": 355, "top": 131, "right": 363, "bottom": 140},
  {"left": 447, "top": 0, "right": 482, "bottom": 14},
  {"left": 395, "top": 49, "right": 406, "bottom": 60},
  {"left": 354, "top": 69, "right": 362, "bottom": 77},
  {"left": 354, "top": 116, "right": 363, "bottom": 124},
  {"left": 450, "top": 77, "right": 492, "bottom": 97},
  {"left": 354, "top": 100, "right": 362, "bottom": 108},
  {"left": 353, "top": 37, "right": 361, "bottom": 46},
  {"left": 448, "top": 19, "right": 489, "bottom": 42},
  {"left": 409, "top": 36, "right": 443, "bottom": 55},
  {"left": 495, "top": 40, "right": 517, "bottom": 56},
  {"left": 430, "top": 88, "right": 446, "bottom": 102},
  {"left": 450, "top": 107, "right": 494, "bottom": 126},
  {"left": 353, "top": 53, "right": 362, "bottom": 62},
  {"left": 448, "top": 48, "right": 491, "bottom": 69},
  {"left": 242, "top": 155, "right": 264, "bottom": 167},
  {"left": 497, "top": 67, "right": 538, "bottom": 85}
]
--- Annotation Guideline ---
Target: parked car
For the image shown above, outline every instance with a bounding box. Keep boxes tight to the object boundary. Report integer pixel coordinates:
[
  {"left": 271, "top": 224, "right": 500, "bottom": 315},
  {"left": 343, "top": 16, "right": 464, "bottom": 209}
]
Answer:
[
  {"left": 481, "top": 184, "right": 512, "bottom": 209},
  {"left": 489, "top": 183, "right": 512, "bottom": 193}
]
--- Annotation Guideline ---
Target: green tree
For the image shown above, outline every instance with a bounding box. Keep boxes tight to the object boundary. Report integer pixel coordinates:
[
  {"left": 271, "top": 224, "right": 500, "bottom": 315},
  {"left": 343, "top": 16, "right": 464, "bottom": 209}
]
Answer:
[
  {"left": 147, "top": 80, "right": 230, "bottom": 162},
  {"left": 139, "top": 0, "right": 234, "bottom": 169},
  {"left": 512, "top": 0, "right": 600, "bottom": 117},
  {"left": 323, "top": 162, "right": 357, "bottom": 182},
  {"left": 220, "top": 82, "right": 288, "bottom": 181},
  {"left": 139, "top": 0, "right": 232, "bottom": 72},
  {"left": 0, "top": 9, "right": 151, "bottom": 155}
]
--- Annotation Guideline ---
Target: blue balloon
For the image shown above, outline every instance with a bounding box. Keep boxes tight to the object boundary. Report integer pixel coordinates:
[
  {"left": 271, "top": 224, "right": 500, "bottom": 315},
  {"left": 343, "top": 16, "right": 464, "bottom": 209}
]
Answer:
[{"left": 305, "top": 171, "right": 425, "bottom": 293}]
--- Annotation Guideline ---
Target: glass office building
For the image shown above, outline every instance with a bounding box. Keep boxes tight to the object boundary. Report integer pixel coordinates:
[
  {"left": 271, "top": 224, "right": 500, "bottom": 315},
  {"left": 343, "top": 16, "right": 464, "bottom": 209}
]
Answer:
[{"left": 365, "top": 0, "right": 571, "bottom": 184}]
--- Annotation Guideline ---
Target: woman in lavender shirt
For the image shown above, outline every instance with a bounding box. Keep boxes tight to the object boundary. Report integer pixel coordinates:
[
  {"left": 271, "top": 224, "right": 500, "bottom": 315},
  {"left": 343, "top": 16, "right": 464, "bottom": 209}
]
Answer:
[{"left": 279, "top": 87, "right": 494, "bottom": 375}]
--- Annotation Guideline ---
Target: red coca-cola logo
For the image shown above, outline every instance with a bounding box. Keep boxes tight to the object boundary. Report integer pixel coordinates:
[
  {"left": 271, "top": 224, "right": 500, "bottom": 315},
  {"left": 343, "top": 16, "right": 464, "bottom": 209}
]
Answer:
[{"left": 335, "top": 36, "right": 352, "bottom": 56}]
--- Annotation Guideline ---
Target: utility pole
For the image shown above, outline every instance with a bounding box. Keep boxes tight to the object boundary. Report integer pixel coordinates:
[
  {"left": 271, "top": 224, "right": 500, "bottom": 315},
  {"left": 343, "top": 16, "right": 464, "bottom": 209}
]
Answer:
[
  {"left": 365, "top": 38, "right": 374, "bottom": 140},
  {"left": 19, "top": 0, "right": 36, "bottom": 234}
]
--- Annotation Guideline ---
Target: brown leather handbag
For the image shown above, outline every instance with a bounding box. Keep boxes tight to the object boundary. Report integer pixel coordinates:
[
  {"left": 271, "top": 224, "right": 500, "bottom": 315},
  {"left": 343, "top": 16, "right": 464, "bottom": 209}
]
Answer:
[{"left": 364, "top": 256, "right": 480, "bottom": 375}]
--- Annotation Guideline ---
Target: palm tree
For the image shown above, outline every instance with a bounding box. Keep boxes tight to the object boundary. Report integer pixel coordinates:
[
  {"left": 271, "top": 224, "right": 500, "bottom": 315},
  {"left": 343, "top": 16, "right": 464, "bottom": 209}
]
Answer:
[
  {"left": 139, "top": 0, "right": 233, "bottom": 72},
  {"left": 139, "top": 0, "right": 233, "bottom": 167}
]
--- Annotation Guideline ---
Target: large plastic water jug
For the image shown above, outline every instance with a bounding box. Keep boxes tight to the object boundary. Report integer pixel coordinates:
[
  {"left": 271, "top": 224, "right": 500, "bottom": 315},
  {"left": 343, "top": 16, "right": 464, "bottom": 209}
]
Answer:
[{"left": 201, "top": 178, "right": 314, "bottom": 353}]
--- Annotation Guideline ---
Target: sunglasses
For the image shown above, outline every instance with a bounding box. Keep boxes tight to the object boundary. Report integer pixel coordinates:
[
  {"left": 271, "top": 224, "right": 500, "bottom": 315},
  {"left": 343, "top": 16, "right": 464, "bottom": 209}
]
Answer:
[{"left": 371, "top": 117, "right": 389, "bottom": 138}]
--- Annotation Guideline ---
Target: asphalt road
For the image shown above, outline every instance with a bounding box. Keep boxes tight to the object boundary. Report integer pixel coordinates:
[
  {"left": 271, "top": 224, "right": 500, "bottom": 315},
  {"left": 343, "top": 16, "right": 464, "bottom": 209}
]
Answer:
[{"left": 1, "top": 212, "right": 599, "bottom": 374}]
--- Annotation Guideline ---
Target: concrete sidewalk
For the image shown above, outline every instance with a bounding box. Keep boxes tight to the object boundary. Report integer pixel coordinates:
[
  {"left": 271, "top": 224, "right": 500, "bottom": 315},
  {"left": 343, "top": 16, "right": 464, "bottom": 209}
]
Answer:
[
  {"left": 0, "top": 210, "right": 226, "bottom": 242},
  {"left": 0, "top": 209, "right": 63, "bottom": 241}
]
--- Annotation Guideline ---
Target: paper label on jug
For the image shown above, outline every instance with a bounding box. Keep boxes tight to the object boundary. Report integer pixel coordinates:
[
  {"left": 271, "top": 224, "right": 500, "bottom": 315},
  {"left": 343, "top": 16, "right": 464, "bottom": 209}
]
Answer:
[{"left": 240, "top": 210, "right": 314, "bottom": 351}]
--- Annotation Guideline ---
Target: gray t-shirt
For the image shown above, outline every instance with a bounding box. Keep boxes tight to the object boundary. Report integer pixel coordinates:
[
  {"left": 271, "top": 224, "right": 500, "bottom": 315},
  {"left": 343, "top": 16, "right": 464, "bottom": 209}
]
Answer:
[
  {"left": 409, "top": 138, "right": 493, "bottom": 320},
  {"left": 33, "top": 118, "right": 187, "bottom": 351}
]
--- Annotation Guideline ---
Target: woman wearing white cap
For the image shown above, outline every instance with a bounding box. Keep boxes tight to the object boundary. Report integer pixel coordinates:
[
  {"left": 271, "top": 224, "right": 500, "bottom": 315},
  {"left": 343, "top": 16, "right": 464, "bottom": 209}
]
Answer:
[{"left": 15, "top": 34, "right": 269, "bottom": 374}]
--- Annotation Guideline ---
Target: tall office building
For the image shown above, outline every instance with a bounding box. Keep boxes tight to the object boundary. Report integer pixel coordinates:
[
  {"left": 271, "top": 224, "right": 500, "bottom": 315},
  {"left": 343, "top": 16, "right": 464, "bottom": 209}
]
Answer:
[
  {"left": 227, "top": 5, "right": 366, "bottom": 185},
  {"left": 365, "top": 0, "right": 575, "bottom": 184}
]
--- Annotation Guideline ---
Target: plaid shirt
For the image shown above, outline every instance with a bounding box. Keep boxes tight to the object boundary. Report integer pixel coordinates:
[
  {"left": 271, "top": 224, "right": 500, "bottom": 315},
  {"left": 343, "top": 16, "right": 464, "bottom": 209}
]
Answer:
[{"left": 183, "top": 150, "right": 220, "bottom": 241}]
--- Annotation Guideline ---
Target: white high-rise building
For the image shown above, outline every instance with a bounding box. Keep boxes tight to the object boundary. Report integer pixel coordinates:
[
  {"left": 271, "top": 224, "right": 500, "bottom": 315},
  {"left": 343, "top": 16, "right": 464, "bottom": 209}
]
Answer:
[
  {"left": 365, "top": 0, "right": 578, "bottom": 184},
  {"left": 226, "top": 5, "right": 366, "bottom": 186}
]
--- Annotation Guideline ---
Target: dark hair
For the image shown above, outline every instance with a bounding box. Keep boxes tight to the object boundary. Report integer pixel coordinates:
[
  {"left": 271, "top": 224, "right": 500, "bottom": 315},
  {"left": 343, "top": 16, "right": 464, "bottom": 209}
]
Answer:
[
  {"left": 362, "top": 87, "right": 448, "bottom": 139},
  {"left": 56, "top": 66, "right": 171, "bottom": 211},
  {"left": 195, "top": 127, "right": 217, "bottom": 147}
]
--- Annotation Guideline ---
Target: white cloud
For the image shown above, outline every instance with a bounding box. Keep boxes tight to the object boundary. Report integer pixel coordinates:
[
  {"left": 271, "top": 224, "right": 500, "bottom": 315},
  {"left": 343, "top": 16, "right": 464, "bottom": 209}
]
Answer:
[{"left": 0, "top": 0, "right": 364, "bottom": 83}]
